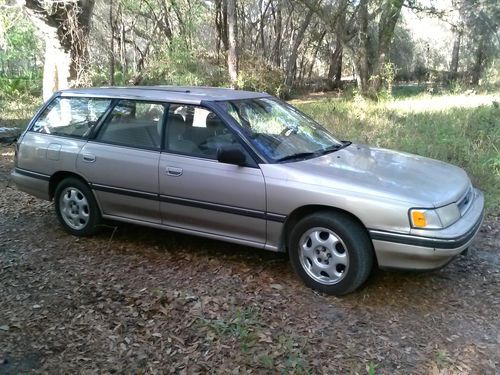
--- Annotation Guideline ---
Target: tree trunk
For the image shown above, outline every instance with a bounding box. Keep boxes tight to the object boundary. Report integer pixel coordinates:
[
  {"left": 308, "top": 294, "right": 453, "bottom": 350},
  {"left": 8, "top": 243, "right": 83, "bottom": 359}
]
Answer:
[
  {"left": 329, "top": 5, "right": 346, "bottom": 89},
  {"left": 24, "top": 0, "right": 95, "bottom": 100},
  {"left": 355, "top": 0, "right": 369, "bottom": 96},
  {"left": 308, "top": 30, "right": 326, "bottom": 79},
  {"left": 471, "top": 38, "right": 485, "bottom": 85},
  {"left": 120, "top": 6, "right": 127, "bottom": 78},
  {"left": 42, "top": 27, "right": 72, "bottom": 100},
  {"left": 449, "top": 31, "right": 461, "bottom": 81},
  {"left": 215, "top": 0, "right": 229, "bottom": 56},
  {"left": 368, "top": 0, "right": 405, "bottom": 95},
  {"left": 109, "top": 0, "right": 115, "bottom": 85},
  {"left": 285, "top": 5, "right": 315, "bottom": 87},
  {"left": 327, "top": 45, "right": 343, "bottom": 88},
  {"left": 271, "top": 0, "right": 282, "bottom": 68},
  {"left": 226, "top": 0, "right": 238, "bottom": 87},
  {"left": 298, "top": 42, "right": 310, "bottom": 83}
]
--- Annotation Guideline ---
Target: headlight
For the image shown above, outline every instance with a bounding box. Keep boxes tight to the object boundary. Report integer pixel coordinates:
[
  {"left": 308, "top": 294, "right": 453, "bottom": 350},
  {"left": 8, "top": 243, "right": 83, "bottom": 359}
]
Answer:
[{"left": 410, "top": 204, "right": 460, "bottom": 229}]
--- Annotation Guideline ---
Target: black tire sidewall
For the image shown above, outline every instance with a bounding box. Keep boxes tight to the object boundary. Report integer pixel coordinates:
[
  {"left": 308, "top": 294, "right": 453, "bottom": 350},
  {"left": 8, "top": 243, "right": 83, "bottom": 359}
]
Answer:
[
  {"left": 288, "top": 212, "right": 374, "bottom": 295},
  {"left": 54, "top": 177, "right": 100, "bottom": 236}
]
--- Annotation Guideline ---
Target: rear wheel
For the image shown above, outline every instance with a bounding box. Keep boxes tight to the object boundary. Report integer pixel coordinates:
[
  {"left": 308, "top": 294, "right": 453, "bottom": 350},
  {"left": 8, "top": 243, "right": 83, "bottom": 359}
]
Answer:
[
  {"left": 288, "top": 211, "right": 374, "bottom": 295},
  {"left": 54, "top": 177, "right": 100, "bottom": 236}
]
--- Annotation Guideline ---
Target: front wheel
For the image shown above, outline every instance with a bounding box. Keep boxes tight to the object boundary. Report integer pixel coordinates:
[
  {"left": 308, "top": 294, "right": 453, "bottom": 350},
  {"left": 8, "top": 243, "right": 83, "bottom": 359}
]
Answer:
[
  {"left": 288, "top": 211, "right": 374, "bottom": 295},
  {"left": 54, "top": 177, "right": 100, "bottom": 236}
]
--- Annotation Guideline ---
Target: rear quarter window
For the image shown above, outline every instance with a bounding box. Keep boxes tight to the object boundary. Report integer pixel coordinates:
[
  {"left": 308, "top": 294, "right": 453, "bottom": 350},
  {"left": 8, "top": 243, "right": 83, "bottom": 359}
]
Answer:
[{"left": 31, "top": 97, "right": 111, "bottom": 138}]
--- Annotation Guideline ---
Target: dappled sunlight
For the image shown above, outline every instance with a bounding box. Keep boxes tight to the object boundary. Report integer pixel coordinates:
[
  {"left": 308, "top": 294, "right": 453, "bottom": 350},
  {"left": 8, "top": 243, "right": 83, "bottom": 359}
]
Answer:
[{"left": 388, "top": 94, "right": 499, "bottom": 113}]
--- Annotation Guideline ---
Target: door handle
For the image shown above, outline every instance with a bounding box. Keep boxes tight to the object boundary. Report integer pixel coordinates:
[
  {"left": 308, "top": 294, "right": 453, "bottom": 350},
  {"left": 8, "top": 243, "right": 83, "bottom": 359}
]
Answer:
[
  {"left": 82, "top": 153, "right": 96, "bottom": 163},
  {"left": 166, "top": 166, "right": 183, "bottom": 177}
]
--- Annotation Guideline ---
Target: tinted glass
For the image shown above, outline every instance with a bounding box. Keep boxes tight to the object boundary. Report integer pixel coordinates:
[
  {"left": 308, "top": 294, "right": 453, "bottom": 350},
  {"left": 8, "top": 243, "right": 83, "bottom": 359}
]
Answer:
[
  {"left": 165, "top": 104, "right": 240, "bottom": 158},
  {"left": 32, "top": 97, "right": 111, "bottom": 138},
  {"left": 96, "top": 100, "right": 164, "bottom": 149},
  {"left": 221, "top": 98, "right": 341, "bottom": 162}
]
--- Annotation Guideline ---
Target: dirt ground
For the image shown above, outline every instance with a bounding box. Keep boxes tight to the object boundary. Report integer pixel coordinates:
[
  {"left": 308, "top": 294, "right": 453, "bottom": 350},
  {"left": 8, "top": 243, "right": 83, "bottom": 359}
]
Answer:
[{"left": 1, "top": 143, "right": 499, "bottom": 374}]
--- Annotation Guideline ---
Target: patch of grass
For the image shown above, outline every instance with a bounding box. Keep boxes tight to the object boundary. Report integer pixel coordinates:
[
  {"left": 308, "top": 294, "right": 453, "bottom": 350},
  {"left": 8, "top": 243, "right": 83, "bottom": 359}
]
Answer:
[
  {"left": 196, "top": 306, "right": 261, "bottom": 352},
  {"left": 366, "top": 361, "right": 378, "bottom": 375},
  {"left": 435, "top": 349, "right": 449, "bottom": 367},
  {"left": 196, "top": 309, "right": 311, "bottom": 372},
  {"left": 293, "top": 91, "right": 500, "bottom": 215},
  {"left": 277, "top": 335, "right": 311, "bottom": 374},
  {"left": 392, "top": 84, "right": 428, "bottom": 98}
]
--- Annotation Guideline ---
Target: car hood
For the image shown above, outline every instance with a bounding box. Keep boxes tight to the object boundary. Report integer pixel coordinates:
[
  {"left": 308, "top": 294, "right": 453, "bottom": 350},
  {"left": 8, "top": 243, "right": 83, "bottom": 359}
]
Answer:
[{"left": 281, "top": 144, "right": 470, "bottom": 207}]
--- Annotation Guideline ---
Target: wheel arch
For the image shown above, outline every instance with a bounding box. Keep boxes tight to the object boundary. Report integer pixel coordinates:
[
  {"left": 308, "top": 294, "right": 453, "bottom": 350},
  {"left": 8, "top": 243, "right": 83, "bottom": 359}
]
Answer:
[
  {"left": 49, "top": 171, "right": 92, "bottom": 200},
  {"left": 281, "top": 205, "right": 376, "bottom": 262}
]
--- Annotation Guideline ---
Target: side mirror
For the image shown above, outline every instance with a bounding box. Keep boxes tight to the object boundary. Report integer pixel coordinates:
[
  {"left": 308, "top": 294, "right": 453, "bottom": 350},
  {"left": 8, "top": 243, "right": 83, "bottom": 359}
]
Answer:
[{"left": 217, "top": 146, "right": 247, "bottom": 166}]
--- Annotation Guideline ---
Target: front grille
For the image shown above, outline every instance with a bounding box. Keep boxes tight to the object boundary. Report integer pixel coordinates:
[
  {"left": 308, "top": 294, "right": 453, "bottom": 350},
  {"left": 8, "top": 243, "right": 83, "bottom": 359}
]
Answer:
[{"left": 457, "top": 186, "right": 473, "bottom": 216}]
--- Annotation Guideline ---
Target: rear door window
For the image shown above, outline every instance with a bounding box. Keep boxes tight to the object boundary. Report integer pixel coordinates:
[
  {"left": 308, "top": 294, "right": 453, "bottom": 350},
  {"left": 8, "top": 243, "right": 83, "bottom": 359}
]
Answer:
[
  {"left": 31, "top": 97, "right": 111, "bottom": 138},
  {"left": 95, "top": 100, "right": 165, "bottom": 150}
]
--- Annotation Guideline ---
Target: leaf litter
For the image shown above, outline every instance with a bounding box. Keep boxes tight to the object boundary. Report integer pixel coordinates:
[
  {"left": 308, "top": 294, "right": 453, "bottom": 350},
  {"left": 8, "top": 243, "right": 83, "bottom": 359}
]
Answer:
[{"left": 0, "top": 144, "right": 499, "bottom": 374}]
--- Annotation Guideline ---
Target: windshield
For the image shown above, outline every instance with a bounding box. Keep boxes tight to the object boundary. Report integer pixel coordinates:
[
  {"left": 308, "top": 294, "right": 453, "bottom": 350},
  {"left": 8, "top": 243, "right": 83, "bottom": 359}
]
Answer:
[{"left": 220, "top": 98, "right": 343, "bottom": 162}]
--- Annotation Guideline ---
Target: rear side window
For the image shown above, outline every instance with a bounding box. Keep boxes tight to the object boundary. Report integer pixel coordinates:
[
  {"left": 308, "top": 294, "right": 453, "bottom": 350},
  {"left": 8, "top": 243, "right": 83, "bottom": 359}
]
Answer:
[
  {"left": 31, "top": 97, "right": 111, "bottom": 138},
  {"left": 96, "top": 100, "right": 165, "bottom": 150}
]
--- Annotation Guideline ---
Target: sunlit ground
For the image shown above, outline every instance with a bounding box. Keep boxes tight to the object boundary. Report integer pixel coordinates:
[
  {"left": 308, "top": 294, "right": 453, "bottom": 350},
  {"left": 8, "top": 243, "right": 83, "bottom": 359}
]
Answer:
[{"left": 388, "top": 93, "right": 499, "bottom": 112}]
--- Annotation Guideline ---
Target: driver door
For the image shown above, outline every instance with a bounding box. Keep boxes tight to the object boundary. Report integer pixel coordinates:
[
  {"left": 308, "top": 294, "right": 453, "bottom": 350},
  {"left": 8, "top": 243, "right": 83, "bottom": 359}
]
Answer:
[{"left": 159, "top": 104, "right": 267, "bottom": 246}]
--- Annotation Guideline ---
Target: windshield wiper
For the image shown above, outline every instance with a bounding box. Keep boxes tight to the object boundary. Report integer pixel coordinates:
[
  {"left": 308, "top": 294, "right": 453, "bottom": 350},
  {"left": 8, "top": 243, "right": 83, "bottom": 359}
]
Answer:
[
  {"left": 276, "top": 152, "right": 318, "bottom": 162},
  {"left": 276, "top": 142, "right": 352, "bottom": 163},
  {"left": 319, "top": 141, "right": 352, "bottom": 155}
]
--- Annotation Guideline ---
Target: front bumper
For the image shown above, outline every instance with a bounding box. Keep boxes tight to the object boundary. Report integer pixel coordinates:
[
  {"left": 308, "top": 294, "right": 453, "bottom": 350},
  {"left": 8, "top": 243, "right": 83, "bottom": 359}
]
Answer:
[{"left": 370, "top": 188, "right": 485, "bottom": 270}]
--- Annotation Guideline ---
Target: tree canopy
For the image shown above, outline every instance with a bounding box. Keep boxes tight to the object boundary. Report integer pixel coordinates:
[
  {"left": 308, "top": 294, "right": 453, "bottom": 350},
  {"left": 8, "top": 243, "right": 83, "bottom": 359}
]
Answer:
[{"left": 0, "top": 0, "right": 498, "bottom": 99}]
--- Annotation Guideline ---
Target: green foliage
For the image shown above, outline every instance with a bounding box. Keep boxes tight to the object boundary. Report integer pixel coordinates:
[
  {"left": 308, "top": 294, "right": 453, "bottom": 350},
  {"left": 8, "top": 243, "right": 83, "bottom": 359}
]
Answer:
[
  {"left": 0, "top": 72, "right": 42, "bottom": 100},
  {"left": 0, "top": 94, "right": 42, "bottom": 129},
  {"left": 144, "top": 39, "right": 227, "bottom": 87},
  {"left": 237, "top": 57, "right": 288, "bottom": 98},
  {"left": 293, "top": 90, "right": 500, "bottom": 214},
  {"left": 483, "top": 59, "right": 500, "bottom": 90},
  {"left": 0, "top": 5, "right": 42, "bottom": 98},
  {"left": 366, "top": 361, "right": 378, "bottom": 375},
  {"left": 374, "top": 62, "right": 397, "bottom": 101}
]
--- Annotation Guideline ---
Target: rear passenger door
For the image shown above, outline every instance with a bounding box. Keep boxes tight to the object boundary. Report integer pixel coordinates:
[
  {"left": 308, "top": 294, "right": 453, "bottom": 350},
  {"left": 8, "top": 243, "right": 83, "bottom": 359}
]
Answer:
[
  {"left": 159, "top": 104, "right": 267, "bottom": 246},
  {"left": 76, "top": 100, "right": 164, "bottom": 223}
]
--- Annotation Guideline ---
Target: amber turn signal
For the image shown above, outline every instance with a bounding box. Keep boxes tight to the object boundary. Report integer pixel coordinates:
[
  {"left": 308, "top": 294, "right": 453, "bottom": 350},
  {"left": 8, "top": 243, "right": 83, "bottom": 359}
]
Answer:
[{"left": 411, "top": 210, "right": 427, "bottom": 228}]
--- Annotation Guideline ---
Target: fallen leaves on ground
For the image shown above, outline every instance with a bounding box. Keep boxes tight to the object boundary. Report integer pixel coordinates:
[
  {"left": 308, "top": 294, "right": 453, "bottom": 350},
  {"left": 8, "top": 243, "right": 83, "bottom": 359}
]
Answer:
[{"left": 1, "top": 144, "right": 499, "bottom": 374}]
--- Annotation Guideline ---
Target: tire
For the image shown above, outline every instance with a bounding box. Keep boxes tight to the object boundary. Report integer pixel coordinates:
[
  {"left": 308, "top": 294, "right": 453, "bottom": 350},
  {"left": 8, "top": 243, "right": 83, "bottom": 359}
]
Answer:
[
  {"left": 54, "top": 177, "right": 100, "bottom": 236},
  {"left": 288, "top": 211, "right": 374, "bottom": 296}
]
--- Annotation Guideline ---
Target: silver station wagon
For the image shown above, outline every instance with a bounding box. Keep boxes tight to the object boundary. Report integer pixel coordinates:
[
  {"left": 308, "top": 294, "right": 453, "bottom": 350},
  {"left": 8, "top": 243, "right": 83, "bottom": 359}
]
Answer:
[{"left": 11, "top": 86, "right": 484, "bottom": 295}]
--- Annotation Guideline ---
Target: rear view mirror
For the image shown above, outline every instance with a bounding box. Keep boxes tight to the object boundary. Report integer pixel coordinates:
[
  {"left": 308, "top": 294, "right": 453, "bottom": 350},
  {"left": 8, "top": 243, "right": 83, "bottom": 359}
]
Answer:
[{"left": 217, "top": 146, "right": 247, "bottom": 166}]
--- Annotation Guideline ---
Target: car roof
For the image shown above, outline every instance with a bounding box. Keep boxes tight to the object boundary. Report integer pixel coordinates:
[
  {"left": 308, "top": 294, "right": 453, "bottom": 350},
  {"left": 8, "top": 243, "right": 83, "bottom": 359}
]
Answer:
[{"left": 59, "top": 86, "right": 271, "bottom": 104}]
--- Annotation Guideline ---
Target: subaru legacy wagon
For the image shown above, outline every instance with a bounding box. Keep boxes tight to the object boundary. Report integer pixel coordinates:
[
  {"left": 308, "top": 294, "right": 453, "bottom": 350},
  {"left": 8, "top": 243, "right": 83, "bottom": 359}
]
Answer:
[{"left": 11, "top": 86, "right": 484, "bottom": 295}]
